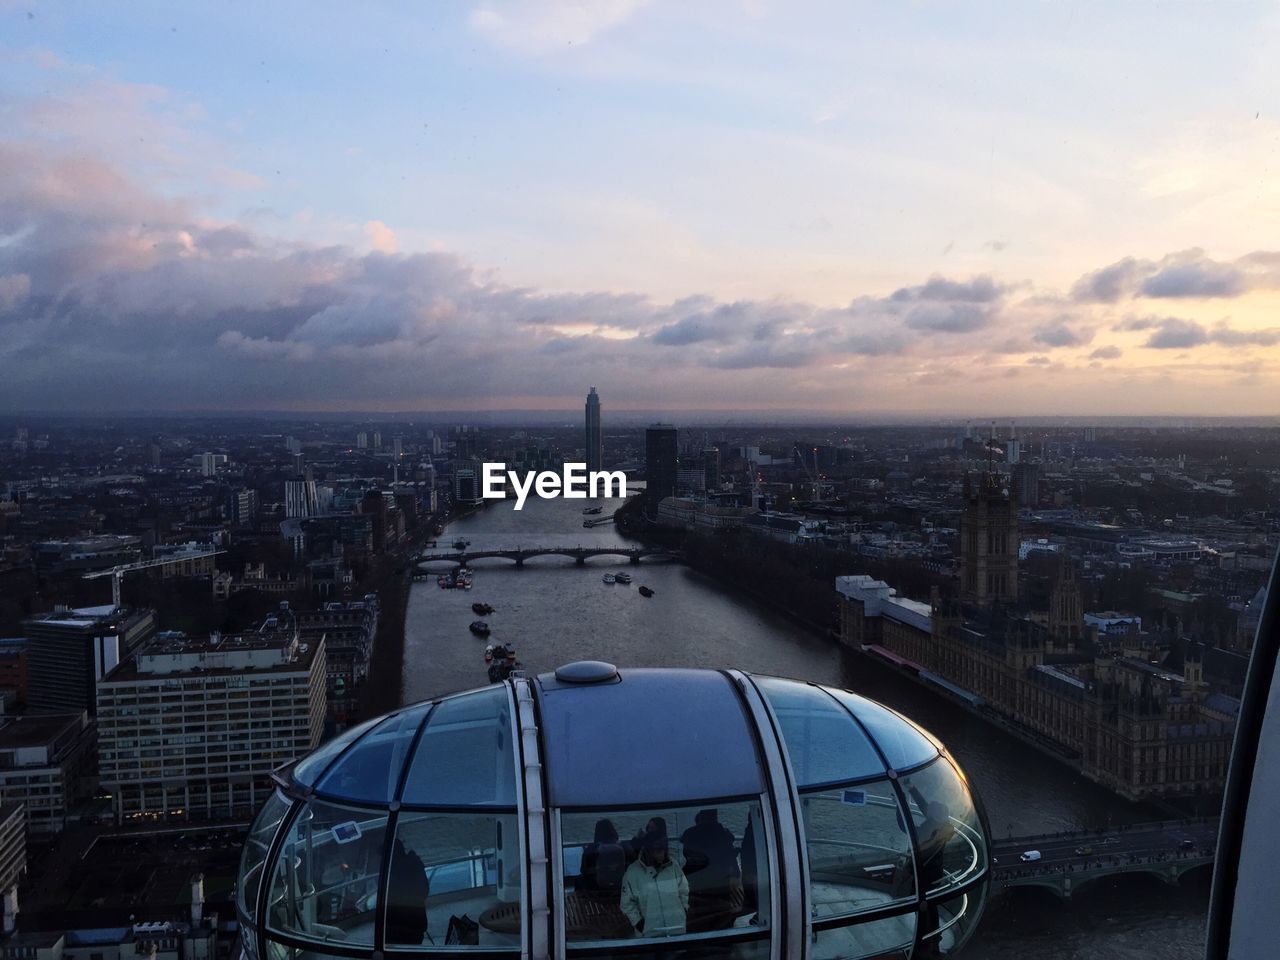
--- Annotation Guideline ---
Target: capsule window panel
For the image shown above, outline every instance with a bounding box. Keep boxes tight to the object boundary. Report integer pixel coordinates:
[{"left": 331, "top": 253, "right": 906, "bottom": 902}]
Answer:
[
  {"left": 400, "top": 688, "right": 518, "bottom": 807},
  {"left": 755, "top": 677, "right": 885, "bottom": 786},
  {"left": 238, "top": 789, "right": 293, "bottom": 924},
  {"left": 900, "top": 758, "right": 986, "bottom": 896},
  {"left": 827, "top": 690, "right": 940, "bottom": 772},
  {"left": 385, "top": 811, "right": 522, "bottom": 951},
  {"left": 314, "top": 704, "right": 431, "bottom": 804},
  {"left": 264, "top": 798, "right": 388, "bottom": 948},
  {"left": 800, "top": 782, "right": 917, "bottom": 921},
  {"left": 559, "top": 800, "right": 770, "bottom": 949},
  {"left": 811, "top": 912, "right": 916, "bottom": 960},
  {"left": 921, "top": 885, "right": 986, "bottom": 955}
]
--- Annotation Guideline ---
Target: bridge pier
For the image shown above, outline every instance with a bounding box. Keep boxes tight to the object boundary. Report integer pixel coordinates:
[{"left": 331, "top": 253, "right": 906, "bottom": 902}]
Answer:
[
  {"left": 575, "top": 555, "right": 586, "bottom": 566},
  {"left": 630, "top": 555, "right": 640, "bottom": 565},
  {"left": 515, "top": 557, "right": 524, "bottom": 568}
]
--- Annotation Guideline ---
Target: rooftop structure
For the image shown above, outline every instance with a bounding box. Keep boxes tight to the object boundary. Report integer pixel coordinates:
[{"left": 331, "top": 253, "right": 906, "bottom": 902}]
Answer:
[{"left": 237, "top": 665, "right": 989, "bottom": 960}]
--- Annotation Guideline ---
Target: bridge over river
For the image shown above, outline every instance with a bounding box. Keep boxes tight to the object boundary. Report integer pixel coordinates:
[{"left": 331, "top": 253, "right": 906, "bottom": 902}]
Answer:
[
  {"left": 414, "top": 545, "right": 681, "bottom": 569},
  {"left": 991, "top": 818, "right": 1216, "bottom": 898}
]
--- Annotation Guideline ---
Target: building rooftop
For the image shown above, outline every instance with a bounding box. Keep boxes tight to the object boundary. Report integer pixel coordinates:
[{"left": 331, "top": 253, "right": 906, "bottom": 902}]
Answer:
[{"left": 0, "top": 713, "right": 84, "bottom": 750}]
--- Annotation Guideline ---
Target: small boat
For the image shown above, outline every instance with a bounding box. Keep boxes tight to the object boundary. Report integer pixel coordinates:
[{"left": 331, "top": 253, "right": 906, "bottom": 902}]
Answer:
[
  {"left": 472, "top": 602, "right": 494, "bottom": 615},
  {"left": 485, "top": 643, "right": 521, "bottom": 682},
  {"left": 614, "top": 572, "right": 632, "bottom": 585},
  {"left": 638, "top": 585, "right": 654, "bottom": 597},
  {"left": 582, "top": 506, "right": 603, "bottom": 515},
  {"left": 602, "top": 574, "right": 616, "bottom": 584},
  {"left": 470, "top": 620, "right": 491, "bottom": 637},
  {"left": 453, "top": 538, "right": 471, "bottom": 550}
]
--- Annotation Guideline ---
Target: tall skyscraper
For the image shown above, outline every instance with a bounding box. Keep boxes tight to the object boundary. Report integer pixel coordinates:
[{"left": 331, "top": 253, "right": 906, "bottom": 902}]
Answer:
[
  {"left": 645, "top": 424, "right": 679, "bottom": 514},
  {"left": 959, "top": 472, "right": 1019, "bottom": 606},
  {"left": 585, "top": 386, "right": 603, "bottom": 472}
]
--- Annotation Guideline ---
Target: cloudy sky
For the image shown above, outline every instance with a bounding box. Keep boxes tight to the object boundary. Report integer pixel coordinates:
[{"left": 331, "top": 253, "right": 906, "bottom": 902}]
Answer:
[{"left": 1, "top": 2, "right": 1278, "bottom": 417}]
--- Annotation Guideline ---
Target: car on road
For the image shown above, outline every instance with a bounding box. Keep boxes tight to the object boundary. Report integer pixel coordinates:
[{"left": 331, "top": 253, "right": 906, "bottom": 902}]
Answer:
[
  {"left": 1020, "top": 850, "right": 1042, "bottom": 862},
  {"left": 1075, "top": 845, "right": 1094, "bottom": 856},
  {"left": 1179, "top": 838, "right": 1195, "bottom": 850}
]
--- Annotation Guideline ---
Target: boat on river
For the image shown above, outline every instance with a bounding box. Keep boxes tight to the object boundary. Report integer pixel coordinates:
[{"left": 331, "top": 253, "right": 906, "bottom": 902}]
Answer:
[
  {"left": 638, "top": 585, "right": 654, "bottom": 597},
  {"left": 470, "top": 620, "right": 491, "bottom": 637},
  {"left": 484, "top": 643, "right": 521, "bottom": 683},
  {"left": 583, "top": 506, "right": 603, "bottom": 515},
  {"left": 602, "top": 573, "right": 616, "bottom": 584},
  {"left": 614, "top": 572, "right": 632, "bottom": 585},
  {"left": 472, "top": 602, "right": 495, "bottom": 615}
]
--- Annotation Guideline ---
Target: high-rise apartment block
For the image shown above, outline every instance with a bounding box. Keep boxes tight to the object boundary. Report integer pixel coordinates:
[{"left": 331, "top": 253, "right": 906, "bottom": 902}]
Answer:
[{"left": 97, "top": 614, "right": 326, "bottom": 821}]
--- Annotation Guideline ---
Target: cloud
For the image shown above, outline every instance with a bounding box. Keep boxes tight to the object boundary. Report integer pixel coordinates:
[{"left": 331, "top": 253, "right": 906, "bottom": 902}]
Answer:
[
  {"left": 364, "top": 221, "right": 398, "bottom": 254},
  {"left": 1089, "top": 345, "right": 1123, "bottom": 360},
  {"left": 891, "top": 274, "right": 1004, "bottom": 303},
  {"left": 1071, "top": 257, "right": 1145, "bottom": 303},
  {"left": 1140, "top": 256, "right": 1246, "bottom": 299},
  {"left": 1073, "top": 248, "right": 1280, "bottom": 303},
  {"left": 1033, "top": 318, "right": 1094, "bottom": 348},
  {"left": 470, "top": 0, "right": 649, "bottom": 52},
  {"left": 903, "top": 302, "right": 993, "bottom": 333},
  {"left": 1143, "top": 318, "right": 1209, "bottom": 349}
]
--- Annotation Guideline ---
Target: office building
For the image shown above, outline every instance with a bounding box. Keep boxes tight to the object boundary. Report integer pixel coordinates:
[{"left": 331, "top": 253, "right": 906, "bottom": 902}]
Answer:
[
  {"left": 584, "top": 387, "right": 603, "bottom": 472},
  {"left": 97, "top": 615, "right": 326, "bottom": 821},
  {"left": 23, "top": 606, "right": 156, "bottom": 716},
  {"left": 0, "top": 712, "right": 95, "bottom": 833},
  {"left": 284, "top": 480, "right": 319, "bottom": 519},
  {"left": 356, "top": 431, "right": 368, "bottom": 449},
  {"left": 645, "top": 424, "right": 679, "bottom": 515}
]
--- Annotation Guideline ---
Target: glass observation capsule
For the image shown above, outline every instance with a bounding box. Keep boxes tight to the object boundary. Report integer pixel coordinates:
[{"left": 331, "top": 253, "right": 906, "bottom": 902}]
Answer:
[{"left": 237, "top": 664, "right": 990, "bottom": 960}]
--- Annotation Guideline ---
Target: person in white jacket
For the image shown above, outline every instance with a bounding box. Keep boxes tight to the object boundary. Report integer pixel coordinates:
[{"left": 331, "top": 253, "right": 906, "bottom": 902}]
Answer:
[{"left": 619, "top": 826, "right": 689, "bottom": 937}]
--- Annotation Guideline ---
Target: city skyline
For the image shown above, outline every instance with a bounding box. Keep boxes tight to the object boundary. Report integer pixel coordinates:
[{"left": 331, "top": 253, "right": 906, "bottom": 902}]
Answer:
[{"left": 1, "top": 4, "right": 1279, "bottom": 415}]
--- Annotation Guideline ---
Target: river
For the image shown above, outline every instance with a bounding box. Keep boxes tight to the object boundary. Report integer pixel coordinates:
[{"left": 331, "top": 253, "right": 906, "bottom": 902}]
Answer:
[{"left": 402, "top": 492, "right": 1209, "bottom": 959}]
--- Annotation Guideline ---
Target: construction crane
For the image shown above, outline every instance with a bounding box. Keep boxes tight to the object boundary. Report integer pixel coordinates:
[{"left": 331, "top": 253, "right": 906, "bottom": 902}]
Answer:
[
  {"left": 83, "top": 549, "right": 226, "bottom": 609},
  {"left": 793, "top": 443, "right": 823, "bottom": 502}
]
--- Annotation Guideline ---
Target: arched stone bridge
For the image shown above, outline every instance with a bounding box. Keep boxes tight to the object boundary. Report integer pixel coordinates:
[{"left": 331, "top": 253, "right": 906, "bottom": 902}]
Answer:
[
  {"left": 991, "top": 818, "right": 1216, "bottom": 899},
  {"left": 414, "top": 546, "right": 681, "bottom": 569}
]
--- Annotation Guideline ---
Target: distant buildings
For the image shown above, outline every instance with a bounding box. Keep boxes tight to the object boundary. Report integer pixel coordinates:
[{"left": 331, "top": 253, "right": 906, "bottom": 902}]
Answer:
[
  {"left": 837, "top": 576, "right": 1238, "bottom": 802},
  {"left": 23, "top": 605, "right": 156, "bottom": 716},
  {"left": 644, "top": 424, "right": 678, "bottom": 515},
  {"left": 97, "top": 612, "right": 326, "bottom": 821},
  {"left": 585, "top": 387, "right": 603, "bottom": 472}
]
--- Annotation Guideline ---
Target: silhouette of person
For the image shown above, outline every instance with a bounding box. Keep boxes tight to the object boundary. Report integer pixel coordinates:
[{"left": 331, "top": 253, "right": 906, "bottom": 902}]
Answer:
[
  {"left": 386, "top": 838, "right": 430, "bottom": 944},
  {"left": 680, "top": 809, "right": 743, "bottom": 932}
]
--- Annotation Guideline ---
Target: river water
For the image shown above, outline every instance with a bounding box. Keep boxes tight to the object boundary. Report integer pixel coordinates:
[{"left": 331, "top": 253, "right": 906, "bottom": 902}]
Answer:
[{"left": 402, "top": 493, "right": 1210, "bottom": 959}]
